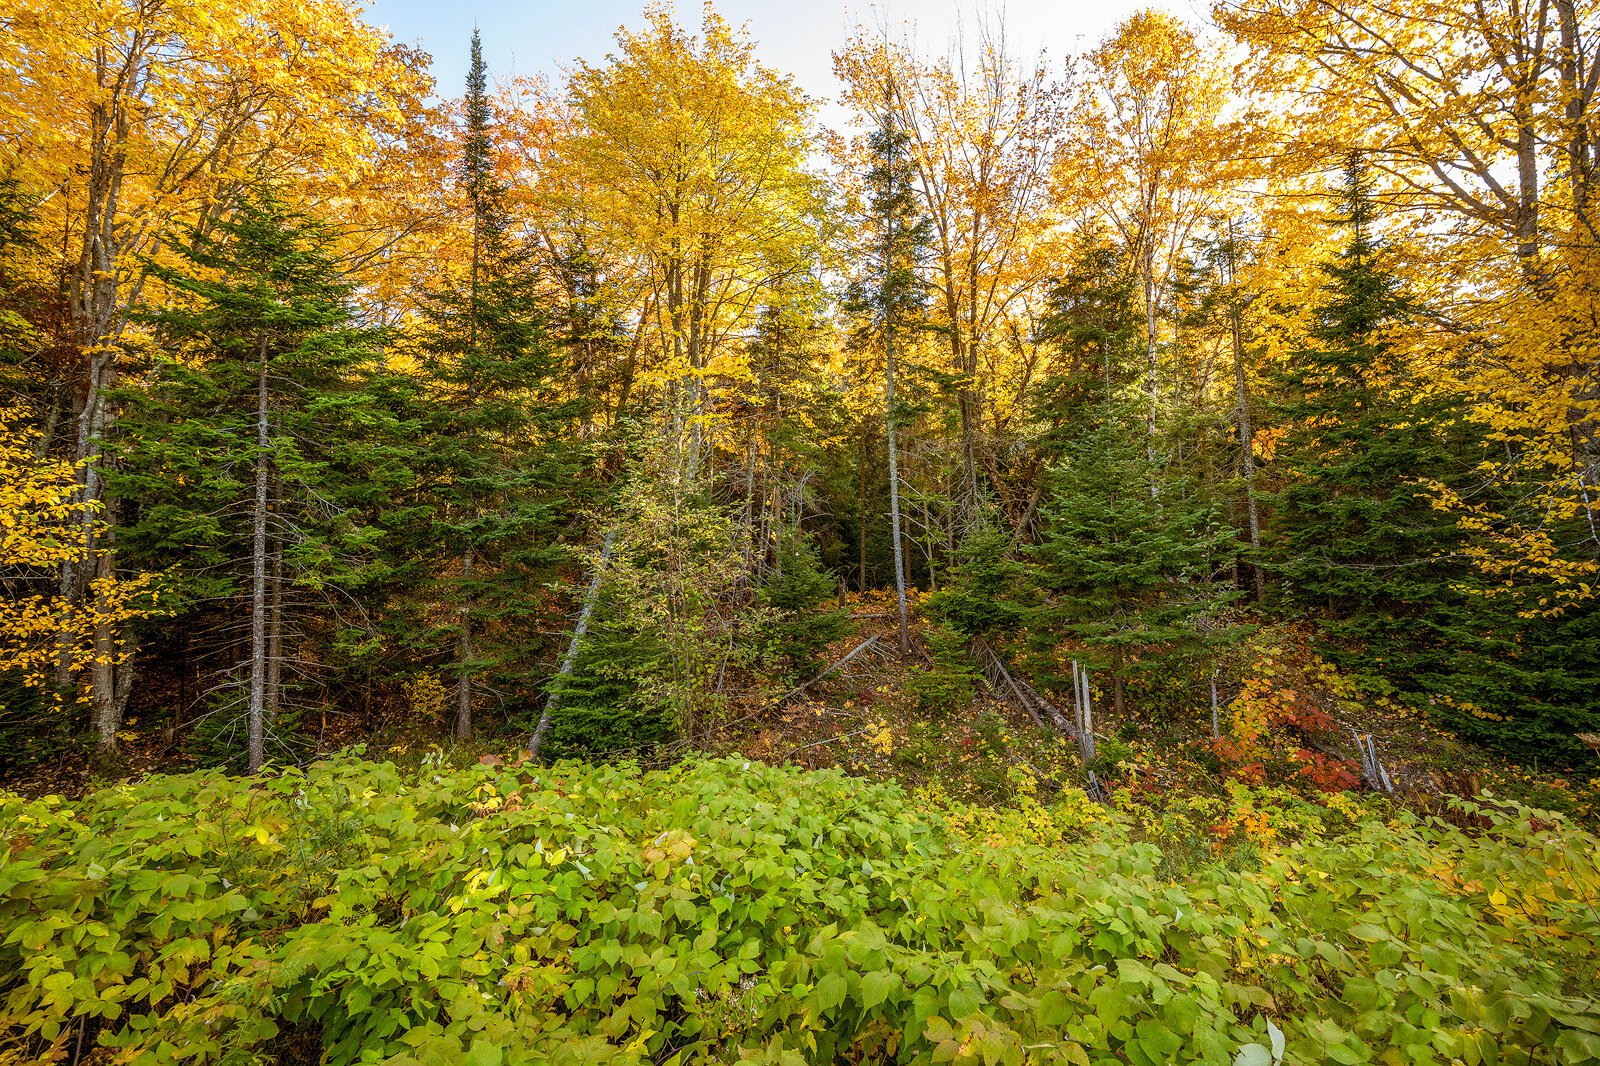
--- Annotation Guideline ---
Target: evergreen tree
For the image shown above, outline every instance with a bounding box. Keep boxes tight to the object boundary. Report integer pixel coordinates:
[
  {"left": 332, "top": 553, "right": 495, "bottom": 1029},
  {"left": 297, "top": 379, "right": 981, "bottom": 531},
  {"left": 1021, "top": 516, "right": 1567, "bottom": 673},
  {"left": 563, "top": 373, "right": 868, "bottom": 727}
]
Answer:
[
  {"left": 1026, "top": 235, "right": 1245, "bottom": 719},
  {"left": 1031, "top": 233, "right": 1144, "bottom": 466},
  {"left": 1270, "top": 159, "right": 1455, "bottom": 618},
  {"left": 1270, "top": 157, "right": 1600, "bottom": 763},
  {"left": 1029, "top": 412, "right": 1243, "bottom": 718},
  {"left": 756, "top": 529, "right": 852, "bottom": 680},
  {"left": 843, "top": 88, "right": 935, "bottom": 652},
  {"left": 407, "top": 32, "right": 580, "bottom": 740},
  {"left": 112, "top": 191, "right": 401, "bottom": 771},
  {"left": 926, "top": 521, "right": 1030, "bottom": 641}
]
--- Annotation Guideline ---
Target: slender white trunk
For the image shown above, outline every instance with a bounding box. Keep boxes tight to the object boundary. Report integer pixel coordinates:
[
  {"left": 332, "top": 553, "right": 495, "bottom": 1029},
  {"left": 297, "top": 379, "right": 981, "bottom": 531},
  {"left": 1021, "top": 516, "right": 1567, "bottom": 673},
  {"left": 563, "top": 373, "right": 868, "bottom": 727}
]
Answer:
[
  {"left": 1225, "top": 223, "right": 1264, "bottom": 601},
  {"left": 247, "top": 340, "right": 270, "bottom": 773},
  {"left": 1144, "top": 249, "right": 1159, "bottom": 491},
  {"left": 884, "top": 95, "right": 911, "bottom": 654},
  {"left": 530, "top": 527, "right": 617, "bottom": 760},
  {"left": 886, "top": 287, "right": 910, "bottom": 653},
  {"left": 455, "top": 547, "right": 474, "bottom": 740}
]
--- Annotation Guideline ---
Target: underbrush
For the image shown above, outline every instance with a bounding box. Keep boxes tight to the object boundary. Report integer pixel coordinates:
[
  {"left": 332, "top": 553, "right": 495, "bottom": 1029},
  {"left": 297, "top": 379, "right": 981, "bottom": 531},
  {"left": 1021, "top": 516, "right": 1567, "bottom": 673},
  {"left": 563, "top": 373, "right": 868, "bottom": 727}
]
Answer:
[{"left": 2, "top": 753, "right": 1599, "bottom": 1065}]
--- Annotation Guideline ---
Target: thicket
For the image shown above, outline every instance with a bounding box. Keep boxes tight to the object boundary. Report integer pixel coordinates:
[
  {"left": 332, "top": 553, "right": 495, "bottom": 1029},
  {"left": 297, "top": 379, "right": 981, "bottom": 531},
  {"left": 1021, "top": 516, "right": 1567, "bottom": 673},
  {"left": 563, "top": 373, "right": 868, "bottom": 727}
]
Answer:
[{"left": 3, "top": 754, "right": 1598, "bottom": 1065}]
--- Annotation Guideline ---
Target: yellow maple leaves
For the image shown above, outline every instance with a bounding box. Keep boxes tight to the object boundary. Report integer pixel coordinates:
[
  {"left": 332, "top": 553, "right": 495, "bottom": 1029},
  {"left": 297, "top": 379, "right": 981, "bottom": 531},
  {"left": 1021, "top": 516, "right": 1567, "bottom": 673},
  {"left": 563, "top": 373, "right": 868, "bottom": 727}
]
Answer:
[{"left": 0, "top": 406, "right": 165, "bottom": 692}]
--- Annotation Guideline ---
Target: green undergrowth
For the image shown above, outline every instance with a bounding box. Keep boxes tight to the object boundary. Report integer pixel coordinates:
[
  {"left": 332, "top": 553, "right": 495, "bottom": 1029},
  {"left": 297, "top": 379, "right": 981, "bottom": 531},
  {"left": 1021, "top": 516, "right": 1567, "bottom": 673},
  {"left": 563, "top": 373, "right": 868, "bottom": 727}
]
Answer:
[{"left": 2, "top": 753, "right": 1599, "bottom": 1065}]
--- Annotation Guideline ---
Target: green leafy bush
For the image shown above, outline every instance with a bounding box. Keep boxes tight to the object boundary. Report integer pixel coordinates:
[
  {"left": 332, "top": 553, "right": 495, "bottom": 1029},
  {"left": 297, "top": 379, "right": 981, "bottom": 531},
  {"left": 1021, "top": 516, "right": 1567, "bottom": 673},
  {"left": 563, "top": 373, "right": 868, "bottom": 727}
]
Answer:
[{"left": 1, "top": 754, "right": 1598, "bottom": 1065}]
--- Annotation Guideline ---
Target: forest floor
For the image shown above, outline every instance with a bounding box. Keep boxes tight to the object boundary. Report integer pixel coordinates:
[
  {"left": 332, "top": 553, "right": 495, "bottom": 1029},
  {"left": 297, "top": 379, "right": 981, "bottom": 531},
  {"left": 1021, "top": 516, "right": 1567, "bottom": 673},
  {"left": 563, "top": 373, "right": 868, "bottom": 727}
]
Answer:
[
  {"left": 7, "top": 591, "right": 1598, "bottom": 828},
  {"left": 703, "top": 592, "right": 1600, "bottom": 827}
]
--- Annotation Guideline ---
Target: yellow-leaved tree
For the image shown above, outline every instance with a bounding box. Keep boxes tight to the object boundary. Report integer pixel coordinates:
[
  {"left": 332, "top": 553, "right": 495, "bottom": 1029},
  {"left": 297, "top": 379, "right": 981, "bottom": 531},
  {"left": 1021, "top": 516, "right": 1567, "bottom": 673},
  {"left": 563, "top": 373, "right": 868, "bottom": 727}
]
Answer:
[
  {"left": 1063, "top": 11, "right": 1235, "bottom": 444},
  {"left": 1218, "top": 0, "right": 1600, "bottom": 613},
  {"left": 0, "top": 407, "right": 163, "bottom": 737},
  {"left": 550, "top": 4, "right": 822, "bottom": 479},
  {"left": 0, "top": 0, "right": 433, "bottom": 744}
]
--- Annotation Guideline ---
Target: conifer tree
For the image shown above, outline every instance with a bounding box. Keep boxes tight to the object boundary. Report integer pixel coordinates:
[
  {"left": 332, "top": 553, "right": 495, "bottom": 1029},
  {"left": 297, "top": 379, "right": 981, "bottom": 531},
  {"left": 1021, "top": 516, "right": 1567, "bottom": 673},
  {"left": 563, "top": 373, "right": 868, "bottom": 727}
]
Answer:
[
  {"left": 1268, "top": 158, "right": 1600, "bottom": 761},
  {"left": 1027, "top": 236, "right": 1244, "bottom": 717},
  {"left": 1030, "top": 414, "right": 1242, "bottom": 717},
  {"left": 844, "top": 84, "right": 934, "bottom": 653},
  {"left": 1268, "top": 159, "right": 1473, "bottom": 671},
  {"left": 409, "top": 33, "right": 579, "bottom": 740},
  {"left": 112, "top": 191, "right": 396, "bottom": 772}
]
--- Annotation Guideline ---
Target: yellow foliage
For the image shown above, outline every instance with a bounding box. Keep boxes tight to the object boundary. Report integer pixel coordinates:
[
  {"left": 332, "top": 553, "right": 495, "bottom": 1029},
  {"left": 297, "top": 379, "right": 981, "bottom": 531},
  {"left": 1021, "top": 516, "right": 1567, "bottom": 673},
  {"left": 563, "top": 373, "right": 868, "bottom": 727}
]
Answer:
[{"left": 0, "top": 407, "right": 166, "bottom": 694}]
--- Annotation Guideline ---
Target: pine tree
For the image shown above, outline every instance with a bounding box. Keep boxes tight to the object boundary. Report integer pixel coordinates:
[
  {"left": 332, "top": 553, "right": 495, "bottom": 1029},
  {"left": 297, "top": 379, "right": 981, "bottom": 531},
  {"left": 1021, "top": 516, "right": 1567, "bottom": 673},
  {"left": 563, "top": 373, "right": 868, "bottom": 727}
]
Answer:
[
  {"left": 112, "top": 191, "right": 396, "bottom": 772},
  {"left": 408, "top": 32, "right": 579, "bottom": 740}
]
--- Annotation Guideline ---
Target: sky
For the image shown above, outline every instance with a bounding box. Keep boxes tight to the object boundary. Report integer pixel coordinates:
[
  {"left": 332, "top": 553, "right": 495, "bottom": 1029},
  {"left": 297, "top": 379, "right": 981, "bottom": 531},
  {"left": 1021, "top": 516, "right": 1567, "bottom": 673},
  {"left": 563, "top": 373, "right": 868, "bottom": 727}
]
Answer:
[{"left": 366, "top": 0, "right": 1201, "bottom": 126}]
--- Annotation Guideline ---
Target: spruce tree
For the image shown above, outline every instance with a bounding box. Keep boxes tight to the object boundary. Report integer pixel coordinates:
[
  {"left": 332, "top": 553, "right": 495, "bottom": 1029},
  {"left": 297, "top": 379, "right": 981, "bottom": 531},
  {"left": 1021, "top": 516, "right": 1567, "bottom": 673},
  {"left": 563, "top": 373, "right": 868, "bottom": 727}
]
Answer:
[
  {"left": 408, "top": 33, "right": 579, "bottom": 740},
  {"left": 1029, "top": 413, "right": 1243, "bottom": 718},
  {"left": 1026, "top": 235, "right": 1245, "bottom": 718},
  {"left": 1267, "top": 160, "right": 1479, "bottom": 678},
  {"left": 1269, "top": 158, "right": 1600, "bottom": 763},
  {"left": 112, "top": 191, "right": 398, "bottom": 771},
  {"left": 843, "top": 87, "right": 934, "bottom": 652}
]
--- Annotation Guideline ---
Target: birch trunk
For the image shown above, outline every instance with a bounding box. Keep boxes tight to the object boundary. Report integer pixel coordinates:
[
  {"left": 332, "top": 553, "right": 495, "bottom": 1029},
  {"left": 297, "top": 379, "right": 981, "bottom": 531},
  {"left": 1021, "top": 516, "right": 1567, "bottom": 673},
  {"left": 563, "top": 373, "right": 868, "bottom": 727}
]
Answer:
[
  {"left": 1224, "top": 226, "right": 1264, "bottom": 603},
  {"left": 530, "top": 527, "right": 617, "bottom": 761},
  {"left": 885, "top": 143, "right": 911, "bottom": 655},
  {"left": 247, "top": 341, "right": 270, "bottom": 773},
  {"left": 455, "top": 547, "right": 475, "bottom": 741}
]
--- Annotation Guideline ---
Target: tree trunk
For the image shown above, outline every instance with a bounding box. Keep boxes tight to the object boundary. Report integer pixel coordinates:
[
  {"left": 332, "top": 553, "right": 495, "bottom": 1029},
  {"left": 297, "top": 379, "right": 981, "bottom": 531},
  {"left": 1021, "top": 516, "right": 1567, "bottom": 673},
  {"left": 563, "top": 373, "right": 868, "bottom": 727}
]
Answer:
[
  {"left": 1556, "top": 0, "right": 1595, "bottom": 233},
  {"left": 1112, "top": 647, "right": 1127, "bottom": 718},
  {"left": 1225, "top": 224, "right": 1265, "bottom": 602},
  {"left": 530, "top": 528, "right": 616, "bottom": 761},
  {"left": 1074, "top": 661, "right": 1096, "bottom": 763},
  {"left": 265, "top": 520, "right": 283, "bottom": 729},
  {"left": 858, "top": 422, "right": 869, "bottom": 591},
  {"left": 247, "top": 341, "right": 270, "bottom": 773},
  {"left": 1514, "top": 97, "right": 1540, "bottom": 262},
  {"left": 90, "top": 540, "right": 118, "bottom": 750},
  {"left": 455, "top": 547, "right": 474, "bottom": 741},
  {"left": 1210, "top": 670, "right": 1221, "bottom": 740},
  {"left": 1143, "top": 248, "right": 1160, "bottom": 493},
  {"left": 885, "top": 116, "right": 911, "bottom": 654}
]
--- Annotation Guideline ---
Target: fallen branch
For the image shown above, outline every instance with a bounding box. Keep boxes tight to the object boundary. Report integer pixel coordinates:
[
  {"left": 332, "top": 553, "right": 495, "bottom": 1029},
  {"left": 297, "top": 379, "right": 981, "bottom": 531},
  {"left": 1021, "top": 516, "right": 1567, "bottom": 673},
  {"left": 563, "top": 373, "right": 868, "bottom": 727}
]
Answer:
[
  {"left": 968, "top": 637, "right": 1076, "bottom": 738},
  {"left": 530, "top": 527, "right": 617, "bottom": 761},
  {"left": 775, "top": 635, "right": 884, "bottom": 706}
]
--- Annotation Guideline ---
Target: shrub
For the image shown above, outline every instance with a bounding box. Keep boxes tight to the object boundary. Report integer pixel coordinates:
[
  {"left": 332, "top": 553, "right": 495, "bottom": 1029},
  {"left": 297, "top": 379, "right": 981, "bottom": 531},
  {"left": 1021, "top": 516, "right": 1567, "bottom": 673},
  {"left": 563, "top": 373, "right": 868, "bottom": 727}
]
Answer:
[{"left": 1, "top": 754, "right": 1598, "bottom": 1065}]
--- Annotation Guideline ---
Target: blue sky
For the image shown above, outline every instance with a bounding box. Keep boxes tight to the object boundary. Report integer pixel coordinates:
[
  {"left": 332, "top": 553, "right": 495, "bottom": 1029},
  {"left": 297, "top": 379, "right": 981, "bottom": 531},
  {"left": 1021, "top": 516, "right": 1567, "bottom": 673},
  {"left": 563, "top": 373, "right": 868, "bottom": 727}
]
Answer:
[{"left": 366, "top": 0, "right": 1199, "bottom": 121}]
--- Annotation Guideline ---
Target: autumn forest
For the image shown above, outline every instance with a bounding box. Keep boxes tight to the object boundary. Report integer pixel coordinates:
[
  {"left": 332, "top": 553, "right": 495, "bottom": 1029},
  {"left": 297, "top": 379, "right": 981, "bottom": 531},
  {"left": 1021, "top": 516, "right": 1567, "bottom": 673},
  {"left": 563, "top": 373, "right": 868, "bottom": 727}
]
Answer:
[{"left": 3, "top": 0, "right": 1600, "bottom": 1062}]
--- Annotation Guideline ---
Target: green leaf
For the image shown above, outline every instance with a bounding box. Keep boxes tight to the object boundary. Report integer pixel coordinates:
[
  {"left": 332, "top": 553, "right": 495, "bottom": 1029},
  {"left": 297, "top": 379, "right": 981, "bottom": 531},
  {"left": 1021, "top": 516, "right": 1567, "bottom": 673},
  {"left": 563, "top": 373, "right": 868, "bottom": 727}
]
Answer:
[
  {"left": 861, "top": 970, "right": 900, "bottom": 1011},
  {"left": 816, "top": 972, "right": 848, "bottom": 1013},
  {"left": 465, "top": 1039, "right": 502, "bottom": 1066}
]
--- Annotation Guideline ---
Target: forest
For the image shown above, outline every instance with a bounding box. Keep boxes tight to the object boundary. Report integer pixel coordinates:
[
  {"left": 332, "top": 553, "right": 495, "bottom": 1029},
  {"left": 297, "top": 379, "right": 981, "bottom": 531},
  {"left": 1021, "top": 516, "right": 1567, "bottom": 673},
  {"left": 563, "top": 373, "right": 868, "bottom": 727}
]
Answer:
[{"left": 2, "top": 0, "right": 1600, "bottom": 1062}]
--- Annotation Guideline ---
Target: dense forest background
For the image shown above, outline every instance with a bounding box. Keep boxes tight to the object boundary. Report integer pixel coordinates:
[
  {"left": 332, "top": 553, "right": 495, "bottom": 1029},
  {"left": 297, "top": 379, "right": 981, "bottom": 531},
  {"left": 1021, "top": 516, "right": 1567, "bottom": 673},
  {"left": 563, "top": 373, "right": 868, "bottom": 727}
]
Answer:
[{"left": 2, "top": 0, "right": 1599, "bottom": 797}]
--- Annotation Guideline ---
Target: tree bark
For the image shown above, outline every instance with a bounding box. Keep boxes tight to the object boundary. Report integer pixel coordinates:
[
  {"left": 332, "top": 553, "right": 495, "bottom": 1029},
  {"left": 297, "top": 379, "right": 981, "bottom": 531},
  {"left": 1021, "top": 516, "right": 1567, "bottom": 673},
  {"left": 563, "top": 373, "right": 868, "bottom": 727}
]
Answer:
[
  {"left": 455, "top": 547, "right": 474, "bottom": 741},
  {"left": 1111, "top": 647, "right": 1126, "bottom": 718},
  {"left": 530, "top": 527, "right": 616, "bottom": 761},
  {"left": 858, "top": 422, "right": 869, "bottom": 591},
  {"left": 1225, "top": 222, "right": 1265, "bottom": 602},
  {"left": 885, "top": 109, "right": 911, "bottom": 654},
  {"left": 265, "top": 515, "right": 283, "bottom": 729},
  {"left": 247, "top": 340, "right": 270, "bottom": 773},
  {"left": 90, "top": 542, "right": 118, "bottom": 750},
  {"left": 1143, "top": 247, "right": 1160, "bottom": 494}
]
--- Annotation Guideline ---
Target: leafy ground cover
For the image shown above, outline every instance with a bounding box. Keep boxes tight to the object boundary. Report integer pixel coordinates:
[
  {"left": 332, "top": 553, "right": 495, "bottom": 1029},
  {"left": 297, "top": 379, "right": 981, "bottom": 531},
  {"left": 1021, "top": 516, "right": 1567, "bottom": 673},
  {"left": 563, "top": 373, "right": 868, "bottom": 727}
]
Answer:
[{"left": 3, "top": 753, "right": 1599, "bottom": 1065}]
